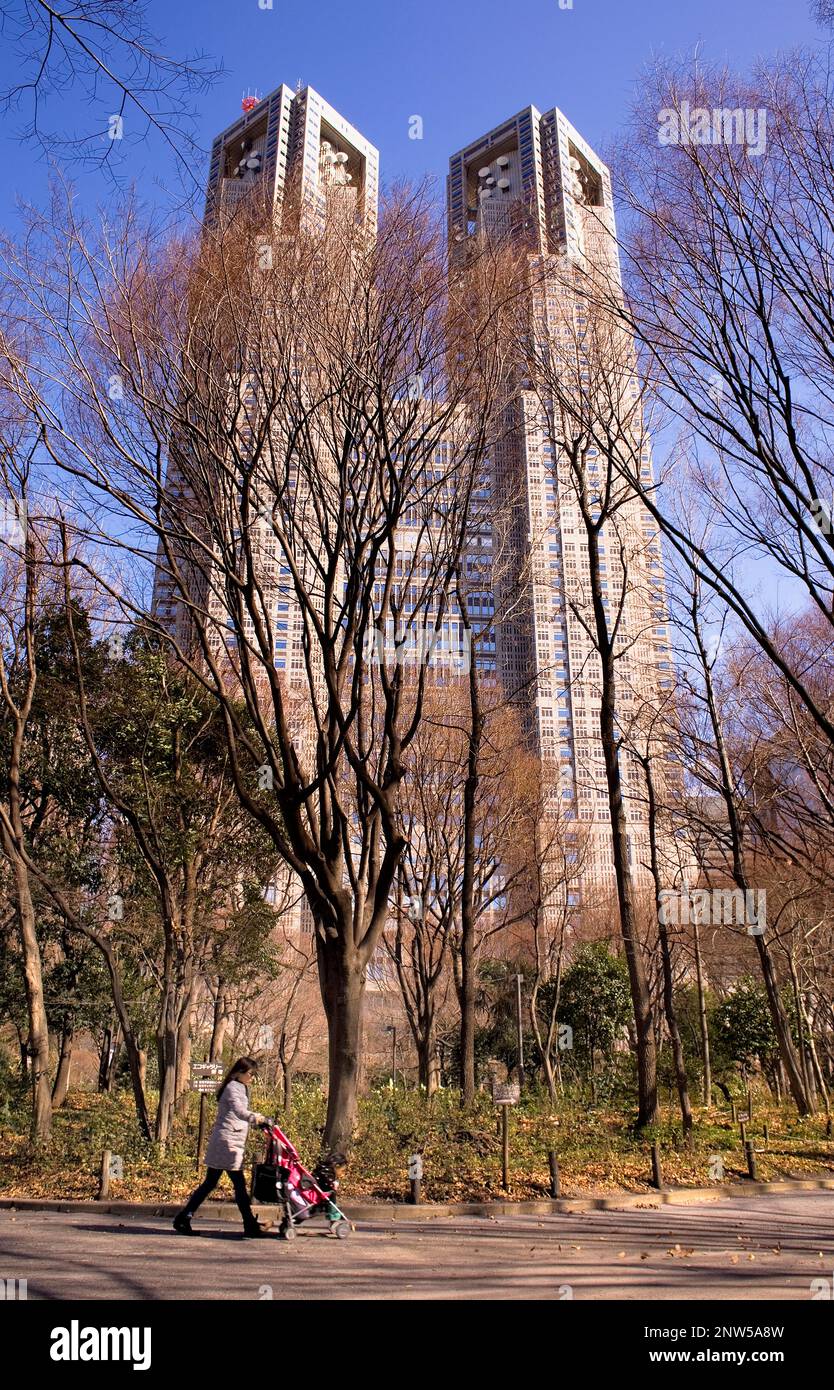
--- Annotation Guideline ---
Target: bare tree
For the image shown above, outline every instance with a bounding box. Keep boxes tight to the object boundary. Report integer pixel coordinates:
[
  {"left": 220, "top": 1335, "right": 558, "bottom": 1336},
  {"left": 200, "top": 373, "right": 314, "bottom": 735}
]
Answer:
[
  {"left": 522, "top": 786, "right": 589, "bottom": 1103},
  {"left": 0, "top": 183, "right": 515, "bottom": 1150},
  {"left": 669, "top": 552, "right": 813, "bottom": 1114},
  {"left": 391, "top": 688, "right": 539, "bottom": 1095},
  {"left": 0, "top": 0, "right": 218, "bottom": 175},
  {"left": 0, "top": 473, "right": 52, "bottom": 1142},
  {"left": 618, "top": 51, "right": 834, "bottom": 764},
  {"left": 515, "top": 258, "right": 664, "bottom": 1127}
]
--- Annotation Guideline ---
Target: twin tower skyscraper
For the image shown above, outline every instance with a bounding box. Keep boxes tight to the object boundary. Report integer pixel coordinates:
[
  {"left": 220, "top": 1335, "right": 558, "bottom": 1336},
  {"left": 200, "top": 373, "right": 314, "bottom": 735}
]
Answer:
[{"left": 183, "top": 84, "right": 675, "bottom": 907}]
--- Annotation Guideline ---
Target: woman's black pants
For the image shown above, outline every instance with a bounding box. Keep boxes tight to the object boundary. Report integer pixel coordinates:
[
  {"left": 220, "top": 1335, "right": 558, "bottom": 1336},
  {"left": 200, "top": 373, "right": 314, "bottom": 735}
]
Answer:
[{"left": 182, "top": 1168, "right": 257, "bottom": 1228}]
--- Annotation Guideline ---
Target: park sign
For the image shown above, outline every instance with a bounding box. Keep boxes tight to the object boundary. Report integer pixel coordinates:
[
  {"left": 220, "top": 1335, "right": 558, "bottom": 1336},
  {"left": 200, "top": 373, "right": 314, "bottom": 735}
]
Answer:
[
  {"left": 190, "top": 1061, "right": 224, "bottom": 1093},
  {"left": 492, "top": 1080, "right": 520, "bottom": 1106}
]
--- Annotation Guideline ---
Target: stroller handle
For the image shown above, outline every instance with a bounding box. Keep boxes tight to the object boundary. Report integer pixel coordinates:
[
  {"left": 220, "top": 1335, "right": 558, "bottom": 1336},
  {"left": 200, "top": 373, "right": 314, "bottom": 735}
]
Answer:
[{"left": 263, "top": 1121, "right": 300, "bottom": 1161}]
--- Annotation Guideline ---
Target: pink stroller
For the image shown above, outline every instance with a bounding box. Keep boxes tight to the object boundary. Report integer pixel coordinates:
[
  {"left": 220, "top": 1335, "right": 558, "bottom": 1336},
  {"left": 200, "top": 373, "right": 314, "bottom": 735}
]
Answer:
[{"left": 252, "top": 1121, "right": 351, "bottom": 1240}]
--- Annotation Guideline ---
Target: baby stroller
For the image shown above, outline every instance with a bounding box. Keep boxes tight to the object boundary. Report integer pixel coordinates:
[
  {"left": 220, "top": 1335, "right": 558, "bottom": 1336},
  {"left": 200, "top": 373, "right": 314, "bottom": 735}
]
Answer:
[{"left": 252, "top": 1120, "right": 351, "bottom": 1240}]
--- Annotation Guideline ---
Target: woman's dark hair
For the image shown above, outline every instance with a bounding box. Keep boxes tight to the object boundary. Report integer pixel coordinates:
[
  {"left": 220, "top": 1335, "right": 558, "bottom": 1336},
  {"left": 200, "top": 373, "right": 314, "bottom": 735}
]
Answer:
[{"left": 217, "top": 1056, "right": 258, "bottom": 1098}]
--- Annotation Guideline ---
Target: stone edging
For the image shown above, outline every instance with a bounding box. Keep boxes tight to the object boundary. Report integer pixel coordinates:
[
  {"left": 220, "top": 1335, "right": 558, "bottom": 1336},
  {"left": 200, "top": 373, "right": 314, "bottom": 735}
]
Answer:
[{"left": 2, "top": 1175, "right": 834, "bottom": 1222}]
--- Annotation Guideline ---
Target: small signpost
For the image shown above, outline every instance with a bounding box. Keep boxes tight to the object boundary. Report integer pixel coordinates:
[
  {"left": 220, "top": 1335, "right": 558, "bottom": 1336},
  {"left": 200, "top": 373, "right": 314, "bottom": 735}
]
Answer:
[
  {"left": 492, "top": 1081, "right": 520, "bottom": 1189},
  {"left": 191, "top": 1062, "right": 224, "bottom": 1171}
]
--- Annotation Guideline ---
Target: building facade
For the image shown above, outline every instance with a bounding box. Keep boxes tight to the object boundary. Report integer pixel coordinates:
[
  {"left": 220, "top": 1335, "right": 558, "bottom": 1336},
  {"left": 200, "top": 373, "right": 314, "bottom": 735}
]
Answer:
[
  {"left": 448, "top": 106, "right": 676, "bottom": 902},
  {"left": 156, "top": 90, "right": 677, "bottom": 948}
]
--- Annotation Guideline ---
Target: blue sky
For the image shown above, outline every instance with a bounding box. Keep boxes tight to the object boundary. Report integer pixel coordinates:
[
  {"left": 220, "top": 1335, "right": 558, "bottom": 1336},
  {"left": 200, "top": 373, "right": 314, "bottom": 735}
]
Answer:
[
  {"left": 0, "top": 0, "right": 824, "bottom": 223},
  {"left": 0, "top": 0, "right": 823, "bottom": 625}
]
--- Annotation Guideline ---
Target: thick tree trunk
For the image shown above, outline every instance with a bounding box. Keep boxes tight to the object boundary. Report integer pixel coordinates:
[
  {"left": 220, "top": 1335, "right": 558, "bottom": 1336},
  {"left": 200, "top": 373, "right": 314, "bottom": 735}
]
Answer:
[
  {"left": 104, "top": 1027, "right": 122, "bottom": 1092},
  {"left": 11, "top": 856, "right": 51, "bottom": 1144},
  {"left": 209, "top": 981, "right": 230, "bottom": 1063},
  {"left": 174, "top": 984, "right": 197, "bottom": 1113},
  {"left": 155, "top": 980, "right": 180, "bottom": 1145},
  {"left": 318, "top": 932, "right": 365, "bottom": 1154},
  {"left": 175, "top": 1022, "right": 192, "bottom": 1107},
  {"left": 416, "top": 1013, "right": 437, "bottom": 1093},
  {"left": 52, "top": 1026, "right": 74, "bottom": 1108},
  {"left": 98, "top": 1023, "right": 114, "bottom": 1090},
  {"left": 155, "top": 936, "right": 195, "bottom": 1142}
]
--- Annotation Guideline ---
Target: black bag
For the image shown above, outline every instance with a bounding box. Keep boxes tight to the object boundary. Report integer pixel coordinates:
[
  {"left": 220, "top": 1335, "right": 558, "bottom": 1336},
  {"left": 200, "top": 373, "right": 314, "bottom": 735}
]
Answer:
[{"left": 252, "top": 1163, "right": 280, "bottom": 1203}]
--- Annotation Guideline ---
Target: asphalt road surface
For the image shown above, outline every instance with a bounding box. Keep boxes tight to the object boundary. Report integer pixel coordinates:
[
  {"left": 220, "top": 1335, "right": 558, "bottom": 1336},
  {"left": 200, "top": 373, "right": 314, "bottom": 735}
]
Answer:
[{"left": 2, "top": 1193, "right": 834, "bottom": 1300}]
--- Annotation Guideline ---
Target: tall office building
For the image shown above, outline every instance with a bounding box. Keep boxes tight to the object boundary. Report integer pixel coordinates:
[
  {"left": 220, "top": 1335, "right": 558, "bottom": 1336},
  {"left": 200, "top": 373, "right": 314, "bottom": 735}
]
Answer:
[
  {"left": 154, "top": 83, "right": 379, "bottom": 654},
  {"left": 156, "top": 89, "right": 676, "bottom": 944},
  {"left": 153, "top": 86, "right": 381, "bottom": 941},
  {"left": 448, "top": 107, "right": 675, "bottom": 900},
  {"left": 204, "top": 82, "right": 378, "bottom": 236}
]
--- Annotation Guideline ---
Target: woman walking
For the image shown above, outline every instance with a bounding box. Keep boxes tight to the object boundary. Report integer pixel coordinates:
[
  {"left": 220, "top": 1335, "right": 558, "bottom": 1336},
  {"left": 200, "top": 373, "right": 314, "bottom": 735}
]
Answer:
[{"left": 174, "top": 1057, "right": 269, "bottom": 1237}]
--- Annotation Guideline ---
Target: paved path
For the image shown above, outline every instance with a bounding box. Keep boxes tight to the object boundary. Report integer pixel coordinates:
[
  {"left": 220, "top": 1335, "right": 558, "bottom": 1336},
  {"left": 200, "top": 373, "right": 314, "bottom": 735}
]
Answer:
[{"left": 2, "top": 1193, "right": 834, "bottom": 1300}]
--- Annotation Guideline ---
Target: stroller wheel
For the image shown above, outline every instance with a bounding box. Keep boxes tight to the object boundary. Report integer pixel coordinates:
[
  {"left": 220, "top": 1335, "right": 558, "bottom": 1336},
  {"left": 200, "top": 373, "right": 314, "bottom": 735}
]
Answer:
[
  {"left": 331, "top": 1219, "right": 350, "bottom": 1240},
  {"left": 278, "top": 1220, "right": 296, "bottom": 1241}
]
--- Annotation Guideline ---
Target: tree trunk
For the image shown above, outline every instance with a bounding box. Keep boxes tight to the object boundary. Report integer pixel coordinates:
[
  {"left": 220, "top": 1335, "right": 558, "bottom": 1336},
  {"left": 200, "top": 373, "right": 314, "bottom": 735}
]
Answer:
[
  {"left": 643, "top": 755, "right": 693, "bottom": 1142},
  {"left": 530, "top": 984, "right": 557, "bottom": 1104},
  {"left": 11, "top": 855, "right": 51, "bottom": 1144},
  {"left": 458, "top": 920, "right": 477, "bottom": 1104},
  {"left": 457, "top": 595, "right": 484, "bottom": 1107},
  {"left": 51, "top": 1025, "right": 74, "bottom": 1108},
  {"left": 585, "top": 521, "right": 658, "bottom": 1128},
  {"left": 174, "top": 984, "right": 197, "bottom": 1112},
  {"left": 788, "top": 953, "right": 816, "bottom": 1109},
  {"left": 13, "top": 854, "right": 151, "bottom": 1136},
  {"left": 155, "top": 981, "right": 180, "bottom": 1145},
  {"left": 155, "top": 936, "right": 195, "bottom": 1143},
  {"left": 692, "top": 914, "right": 712, "bottom": 1106},
  {"left": 318, "top": 931, "right": 365, "bottom": 1154},
  {"left": 416, "top": 1014, "right": 438, "bottom": 1093},
  {"left": 209, "top": 980, "right": 230, "bottom": 1063},
  {"left": 754, "top": 933, "right": 810, "bottom": 1114},
  {"left": 98, "top": 1023, "right": 113, "bottom": 1090},
  {"left": 104, "top": 1029, "right": 122, "bottom": 1091},
  {"left": 282, "top": 1059, "right": 293, "bottom": 1114}
]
